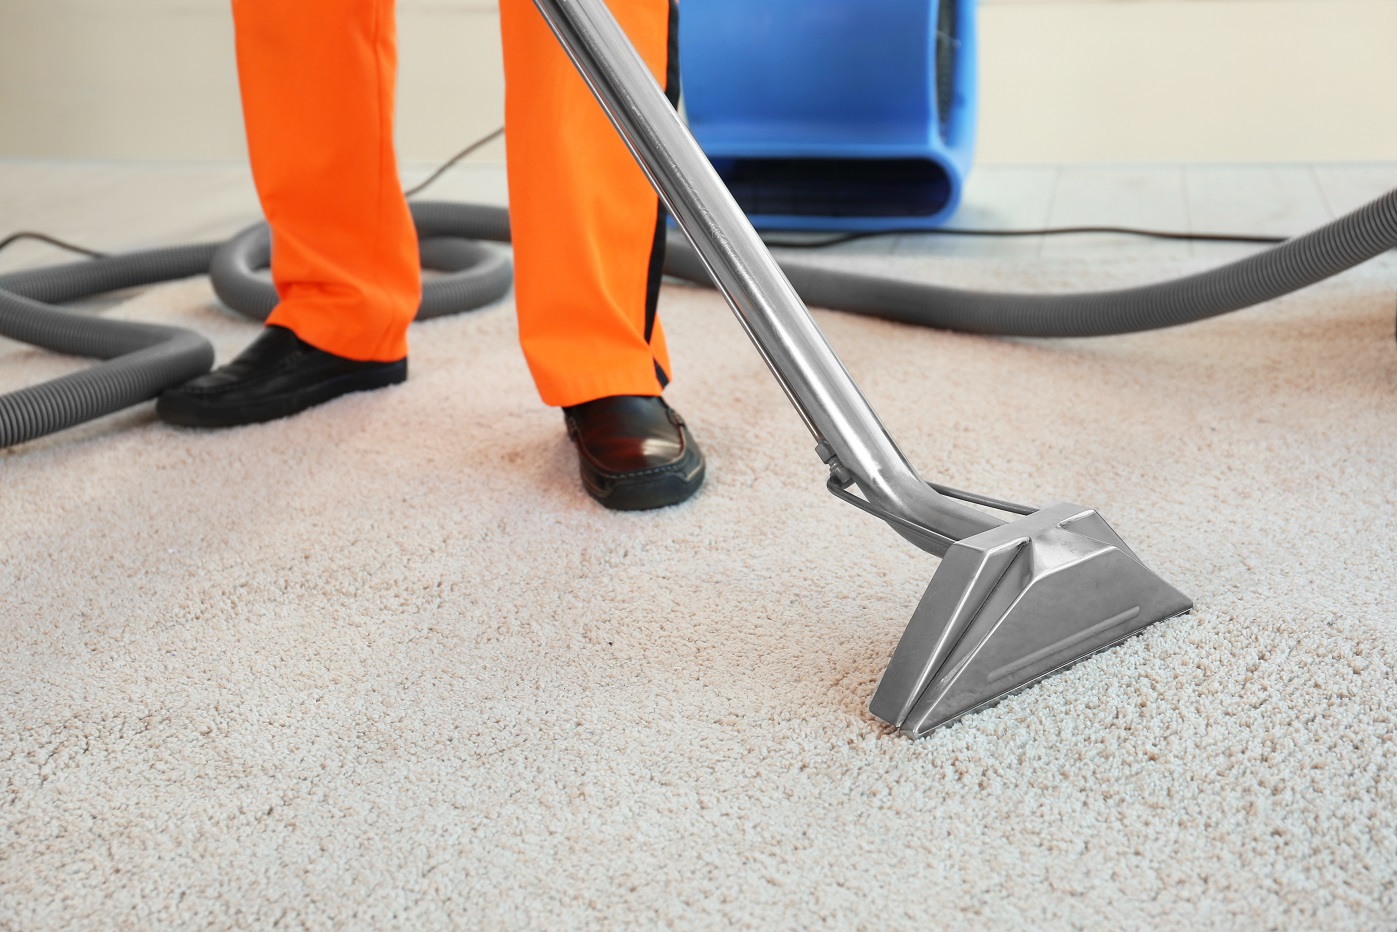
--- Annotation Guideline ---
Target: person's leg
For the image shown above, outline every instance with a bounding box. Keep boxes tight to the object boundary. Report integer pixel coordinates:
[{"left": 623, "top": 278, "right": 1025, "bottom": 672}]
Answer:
[
  {"left": 159, "top": 0, "right": 418, "bottom": 427},
  {"left": 500, "top": 0, "right": 703, "bottom": 510}
]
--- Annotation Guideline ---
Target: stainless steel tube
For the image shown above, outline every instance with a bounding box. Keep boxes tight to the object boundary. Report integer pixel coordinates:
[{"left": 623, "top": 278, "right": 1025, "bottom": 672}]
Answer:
[{"left": 531, "top": 0, "right": 1002, "bottom": 554}]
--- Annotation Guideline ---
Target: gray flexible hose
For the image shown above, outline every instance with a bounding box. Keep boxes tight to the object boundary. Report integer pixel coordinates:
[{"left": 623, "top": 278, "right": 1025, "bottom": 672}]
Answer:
[
  {"left": 4, "top": 190, "right": 1394, "bottom": 450},
  {"left": 211, "top": 201, "right": 513, "bottom": 321},
  {"left": 0, "top": 204, "right": 513, "bottom": 449},
  {"left": 661, "top": 188, "right": 1397, "bottom": 337},
  {"left": 0, "top": 246, "right": 217, "bottom": 448}
]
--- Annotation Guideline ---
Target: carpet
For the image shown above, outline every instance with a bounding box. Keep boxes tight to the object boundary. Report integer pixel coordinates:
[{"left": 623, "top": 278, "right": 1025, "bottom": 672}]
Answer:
[{"left": 2, "top": 253, "right": 1394, "bottom": 928}]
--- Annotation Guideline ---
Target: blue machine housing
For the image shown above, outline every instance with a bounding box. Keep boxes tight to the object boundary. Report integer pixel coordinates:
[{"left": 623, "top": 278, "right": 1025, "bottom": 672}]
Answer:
[{"left": 679, "top": 0, "right": 977, "bottom": 231}]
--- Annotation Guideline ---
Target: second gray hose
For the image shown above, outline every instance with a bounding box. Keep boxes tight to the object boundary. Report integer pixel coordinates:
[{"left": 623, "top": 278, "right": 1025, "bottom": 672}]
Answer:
[{"left": 658, "top": 188, "right": 1397, "bottom": 337}]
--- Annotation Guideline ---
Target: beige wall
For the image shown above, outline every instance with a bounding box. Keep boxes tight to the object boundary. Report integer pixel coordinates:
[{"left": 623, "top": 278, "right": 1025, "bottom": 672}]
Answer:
[
  {"left": 1, "top": 0, "right": 1395, "bottom": 165},
  {"left": 976, "top": 0, "right": 1397, "bottom": 163}
]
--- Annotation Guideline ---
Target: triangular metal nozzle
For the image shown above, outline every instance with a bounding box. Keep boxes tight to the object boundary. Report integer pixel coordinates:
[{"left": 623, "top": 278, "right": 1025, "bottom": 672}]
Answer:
[{"left": 870, "top": 503, "right": 1192, "bottom": 737}]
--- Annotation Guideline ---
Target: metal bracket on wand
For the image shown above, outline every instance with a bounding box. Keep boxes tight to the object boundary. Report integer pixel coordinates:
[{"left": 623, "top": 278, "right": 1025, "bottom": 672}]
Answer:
[{"left": 530, "top": 0, "right": 1003, "bottom": 557}]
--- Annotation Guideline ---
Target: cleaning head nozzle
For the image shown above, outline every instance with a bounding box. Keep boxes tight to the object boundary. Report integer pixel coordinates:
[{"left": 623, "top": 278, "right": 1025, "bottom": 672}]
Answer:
[{"left": 870, "top": 503, "right": 1192, "bottom": 737}]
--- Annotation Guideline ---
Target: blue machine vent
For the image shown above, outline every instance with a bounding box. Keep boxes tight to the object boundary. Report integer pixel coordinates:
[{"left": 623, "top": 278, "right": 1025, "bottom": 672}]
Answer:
[{"left": 680, "top": 0, "right": 978, "bottom": 231}]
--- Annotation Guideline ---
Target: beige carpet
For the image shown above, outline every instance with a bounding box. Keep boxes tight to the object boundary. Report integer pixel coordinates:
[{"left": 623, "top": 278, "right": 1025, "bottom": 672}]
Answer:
[{"left": 2, "top": 254, "right": 1395, "bottom": 929}]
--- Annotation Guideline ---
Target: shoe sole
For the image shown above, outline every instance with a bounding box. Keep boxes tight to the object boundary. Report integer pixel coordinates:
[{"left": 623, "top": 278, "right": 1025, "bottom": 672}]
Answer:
[
  {"left": 157, "top": 360, "right": 407, "bottom": 428},
  {"left": 582, "top": 463, "right": 706, "bottom": 511},
  {"left": 579, "top": 433, "right": 706, "bottom": 512}
]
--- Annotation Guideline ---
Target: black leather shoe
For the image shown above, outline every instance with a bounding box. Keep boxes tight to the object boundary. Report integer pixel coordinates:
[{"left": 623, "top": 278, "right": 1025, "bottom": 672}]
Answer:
[
  {"left": 563, "top": 395, "right": 705, "bottom": 511},
  {"left": 156, "top": 325, "right": 407, "bottom": 428}
]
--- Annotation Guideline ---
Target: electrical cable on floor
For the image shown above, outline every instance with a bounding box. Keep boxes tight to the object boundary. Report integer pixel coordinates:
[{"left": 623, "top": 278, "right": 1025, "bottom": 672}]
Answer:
[
  {"left": 0, "top": 127, "right": 506, "bottom": 261},
  {"left": 761, "top": 225, "right": 1288, "bottom": 249},
  {"left": 0, "top": 231, "right": 108, "bottom": 259},
  {"left": 10, "top": 218, "right": 1295, "bottom": 260},
  {"left": 402, "top": 127, "right": 506, "bottom": 198},
  {"left": 401, "top": 129, "right": 1295, "bottom": 247}
]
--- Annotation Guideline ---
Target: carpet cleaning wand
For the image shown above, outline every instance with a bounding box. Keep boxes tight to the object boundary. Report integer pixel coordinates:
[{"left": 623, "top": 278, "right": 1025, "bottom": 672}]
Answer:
[{"left": 533, "top": 0, "right": 1193, "bottom": 736}]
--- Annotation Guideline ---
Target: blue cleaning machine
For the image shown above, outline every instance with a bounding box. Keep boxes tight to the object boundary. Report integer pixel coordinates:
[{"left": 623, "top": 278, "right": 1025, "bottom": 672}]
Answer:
[{"left": 679, "top": 0, "right": 978, "bottom": 230}]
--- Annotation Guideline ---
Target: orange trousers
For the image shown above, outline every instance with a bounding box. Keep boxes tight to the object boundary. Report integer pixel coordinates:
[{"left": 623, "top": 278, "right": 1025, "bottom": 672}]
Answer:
[{"left": 231, "top": 0, "right": 676, "bottom": 407}]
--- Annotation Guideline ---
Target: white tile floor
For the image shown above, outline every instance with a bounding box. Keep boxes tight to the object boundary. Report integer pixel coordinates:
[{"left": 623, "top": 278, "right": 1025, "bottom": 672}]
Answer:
[{"left": 2, "top": 159, "right": 1395, "bottom": 278}]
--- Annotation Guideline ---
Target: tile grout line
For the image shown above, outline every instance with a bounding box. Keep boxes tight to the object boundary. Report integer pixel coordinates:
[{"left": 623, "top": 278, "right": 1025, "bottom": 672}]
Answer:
[
  {"left": 1308, "top": 163, "right": 1339, "bottom": 221},
  {"left": 1182, "top": 165, "right": 1196, "bottom": 260},
  {"left": 1036, "top": 164, "right": 1062, "bottom": 260}
]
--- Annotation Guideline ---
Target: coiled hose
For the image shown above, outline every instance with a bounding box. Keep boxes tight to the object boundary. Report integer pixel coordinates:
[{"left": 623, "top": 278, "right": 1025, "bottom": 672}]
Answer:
[
  {"left": 3, "top": 191, "right": 1394, "bottom": 449},
  {"left": 0, "top": 203, "right": 514, "bottom": 448},
  {"left": 208, "top": 201, "right": 513, "bottom": 322},
  {"left": 0, "top": 244, "right": 218, "bottom": 448}
]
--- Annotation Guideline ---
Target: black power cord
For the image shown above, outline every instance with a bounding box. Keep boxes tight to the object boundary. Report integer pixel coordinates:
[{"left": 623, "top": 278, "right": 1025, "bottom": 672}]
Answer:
[
  {"left": 0, "top": 127, "right": 509, "bottom": 262},
  {"left": 402, "top": 127, "right": 505, "bottom": 198},
  {"left": 400, "top": 131, "right": 1293, "bottom": 247},
  {"left": 761, "top": 224, "right": 1287, "bottom": 250},
  {"left": 0, "top": 230, "right": 108, "bottom": 259}
]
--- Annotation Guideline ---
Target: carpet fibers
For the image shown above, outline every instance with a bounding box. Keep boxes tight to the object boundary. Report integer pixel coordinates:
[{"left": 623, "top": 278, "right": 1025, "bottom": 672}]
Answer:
[{"left": 2, "top": 255, "right": 1395, "bottom": 929}]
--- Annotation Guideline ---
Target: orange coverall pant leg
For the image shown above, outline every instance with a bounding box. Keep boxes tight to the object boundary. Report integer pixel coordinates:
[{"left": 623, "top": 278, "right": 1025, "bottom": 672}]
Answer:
[
  {"left": 231, "top": 0, "right": 420, "bottom": 363},
  {"left": 499, "top": 0, "right": 679, "bottom": 407},
  {"left": 233, "top": 0, "right": 676, "bottom": 398}
]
